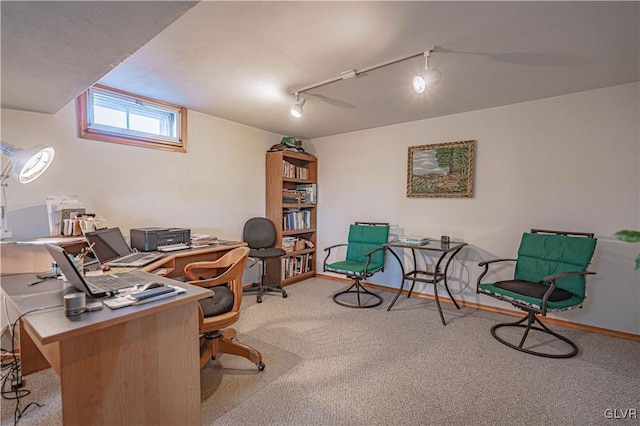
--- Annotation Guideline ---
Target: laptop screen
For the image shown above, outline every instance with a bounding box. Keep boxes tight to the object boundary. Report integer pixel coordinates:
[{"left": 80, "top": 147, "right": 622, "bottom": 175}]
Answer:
[
  {"left": 85, "top": 228, "right": 133, "bottom": 263},
  {"left": 44, "top": 243, "right": 98, "bottom": 297}
]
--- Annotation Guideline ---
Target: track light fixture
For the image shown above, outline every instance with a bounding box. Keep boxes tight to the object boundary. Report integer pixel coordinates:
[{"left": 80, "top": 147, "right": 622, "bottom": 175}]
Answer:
[
  {"left": 289, "top": 47, "right": 440, "bottom": 117},
  {"left": 412, "top": 49, "right": 441, "bottom": 94},
  {"left": 290, "top": 93, "right": 306, "bottom": 118}
]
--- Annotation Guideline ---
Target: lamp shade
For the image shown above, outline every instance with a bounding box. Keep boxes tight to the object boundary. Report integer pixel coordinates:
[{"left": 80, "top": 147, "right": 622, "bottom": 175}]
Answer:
[{"left": 1, "top": 142, "right": 55, "bottom": 183}]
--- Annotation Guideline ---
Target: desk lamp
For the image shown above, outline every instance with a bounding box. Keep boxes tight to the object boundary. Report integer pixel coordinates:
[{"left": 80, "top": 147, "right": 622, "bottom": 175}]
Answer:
[{"left": 0, "top": 142, "right": 55, "bottom": 239}]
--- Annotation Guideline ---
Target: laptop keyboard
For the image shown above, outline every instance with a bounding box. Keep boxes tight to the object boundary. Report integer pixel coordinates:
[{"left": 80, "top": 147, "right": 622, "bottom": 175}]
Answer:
[
  {"left": 120, "top": 253, "right": 151, "bottom": 262},
  {"left": 88, "top": 274, "right": 147, "bottom": 292}
]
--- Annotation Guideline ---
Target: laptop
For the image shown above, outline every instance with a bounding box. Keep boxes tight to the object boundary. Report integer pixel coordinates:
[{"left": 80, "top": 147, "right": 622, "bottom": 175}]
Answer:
[
  {"left": 45, "top": 243, "right": 155, "bottom": 299},
  {"left": 85, "top": 227, "right": 165, "bottom": 267}
]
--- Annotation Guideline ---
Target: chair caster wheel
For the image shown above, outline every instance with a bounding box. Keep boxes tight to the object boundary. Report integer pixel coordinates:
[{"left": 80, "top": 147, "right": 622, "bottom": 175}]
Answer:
[
  {"left": 257, "top": 361, "right": 265, "bottom": 371},
  {"left": 283, "top": 292, "right": 288, "bottom": 298},
  {"left": 257, "top": 297, "right": 262, "bottom": 303}
]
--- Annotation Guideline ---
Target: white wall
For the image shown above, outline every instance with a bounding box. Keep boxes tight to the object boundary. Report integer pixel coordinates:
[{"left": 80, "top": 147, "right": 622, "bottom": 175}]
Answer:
[
  {"left": 3, "top": 83, "right": 639, "bottom": 334},
  {"left": 2, "top": 102, "right": 281, "bottom": 240},
  {"left": 312, "top": 83, "right": 640, "bottom": 335}
]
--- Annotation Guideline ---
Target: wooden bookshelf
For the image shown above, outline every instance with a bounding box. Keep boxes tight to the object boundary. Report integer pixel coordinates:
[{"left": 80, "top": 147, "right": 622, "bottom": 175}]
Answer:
[{"left": 266, "top": 150, "right": 317, "bottom": 285}]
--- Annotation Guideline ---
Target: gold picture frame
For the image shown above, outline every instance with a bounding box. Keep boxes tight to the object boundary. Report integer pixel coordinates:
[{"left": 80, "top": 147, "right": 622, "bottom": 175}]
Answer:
[{"left": 407, "top": 140, "right": 475, "bottom": 198}]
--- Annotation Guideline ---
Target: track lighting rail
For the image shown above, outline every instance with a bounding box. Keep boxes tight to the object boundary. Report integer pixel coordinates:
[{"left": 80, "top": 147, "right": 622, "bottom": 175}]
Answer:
[
  {"left": 289, "top": 47, "right": 437, "bottom": 118},
  {"left": 291, "top": 48, "right": 433, "bottom": 96}
]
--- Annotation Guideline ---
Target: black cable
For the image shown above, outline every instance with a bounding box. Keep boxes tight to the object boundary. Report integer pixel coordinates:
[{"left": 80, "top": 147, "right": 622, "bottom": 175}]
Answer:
[{"left": 1, "top": 304, "right": 63, "bottom": 425}]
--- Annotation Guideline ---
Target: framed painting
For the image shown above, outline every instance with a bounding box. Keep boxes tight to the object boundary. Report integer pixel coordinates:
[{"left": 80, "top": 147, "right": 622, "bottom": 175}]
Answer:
[{"left": 407, "top": 140, "right": 475, "bottom": 198}]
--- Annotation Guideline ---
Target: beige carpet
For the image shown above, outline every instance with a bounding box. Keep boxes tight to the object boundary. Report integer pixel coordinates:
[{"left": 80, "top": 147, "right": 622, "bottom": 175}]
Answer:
[
  {"left": 2, "top": 277, "right": 639, "bottom": 425},
  {"left": 0, "top": 334, "right": 300, "bottom": 426}
]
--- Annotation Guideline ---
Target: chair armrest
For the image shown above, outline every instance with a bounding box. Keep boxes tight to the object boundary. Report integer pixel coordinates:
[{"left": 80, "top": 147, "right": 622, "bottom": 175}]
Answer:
[
  {"left": 186, "top": 272, "right": 229, "bottom": 288},
  {"left": 185, "top": 258, "right": 238, "bottom": 286},
  {"left": 362, "top": 247, "right": 385, "bottom": 274},
  {"left": 324, "top": 243, "right": 347, "bottom": 252},
  {"left": 476, "top": 258, "right": 517, "bottom": 293},
  {"left": 323, "top": 243, "right": 347, "bottom": 271},
  {"left": 543, "top": 270, "right": 596, "bottom": 283},
  {"left": 184, "top": 258, "right": 228, "bottom": 281},
  {"left": 538, "top": 270, "right": 595, "bottom": 315},
  {"left": 477, "top": 258, "right": 517, "bottom": 267},
  {"left": 364, "top": 247, "right": 384, "bottom": 257}
]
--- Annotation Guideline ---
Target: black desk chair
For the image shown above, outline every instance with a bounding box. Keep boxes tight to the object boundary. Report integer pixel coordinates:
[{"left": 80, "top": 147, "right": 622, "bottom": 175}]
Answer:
[{"left": 242, "top": 217, "right": 288, "bottom": 303}]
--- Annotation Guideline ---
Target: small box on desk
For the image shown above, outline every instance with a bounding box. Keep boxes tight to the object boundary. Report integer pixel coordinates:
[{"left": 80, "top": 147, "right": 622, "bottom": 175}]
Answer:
[{"left": 130, "top": 227, "right": 190, "bottom": 252}]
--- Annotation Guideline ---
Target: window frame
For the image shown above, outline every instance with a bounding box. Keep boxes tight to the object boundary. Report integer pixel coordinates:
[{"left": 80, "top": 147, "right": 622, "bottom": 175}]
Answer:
[{"left": 77, "top": 84, "right": 187, "bottom": 152}]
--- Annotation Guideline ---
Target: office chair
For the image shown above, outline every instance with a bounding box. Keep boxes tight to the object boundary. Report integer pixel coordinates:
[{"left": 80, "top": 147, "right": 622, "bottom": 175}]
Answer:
[
  {"left": 242, "top": 217, "right": 287, "bottom": 303},
  {"left": 184, "top": 246, "right": 265, "bottom": 370},
  {"left": 323, "top": 222, "right": 390, "bottom": 308},
  {"left": 477, "top": 229, "right": 597, "bottom": 358}
]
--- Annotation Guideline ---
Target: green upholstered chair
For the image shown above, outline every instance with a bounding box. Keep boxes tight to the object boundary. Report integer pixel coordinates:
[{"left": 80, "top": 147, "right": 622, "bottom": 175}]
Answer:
[
  {"left": 477, "top": 229, "right": 597, "bottom": 358},
  {"left": 323, "top": 222, "right": 390, "bottom": 308}
]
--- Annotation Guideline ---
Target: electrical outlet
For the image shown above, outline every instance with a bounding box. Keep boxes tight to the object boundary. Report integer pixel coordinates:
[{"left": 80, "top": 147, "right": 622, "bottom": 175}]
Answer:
[{"left": 11, "top": 377, "right": 24, "bottom": 390}]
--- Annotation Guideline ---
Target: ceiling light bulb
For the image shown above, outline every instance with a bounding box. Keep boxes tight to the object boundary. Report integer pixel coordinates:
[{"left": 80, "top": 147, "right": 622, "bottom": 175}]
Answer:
[
  {"left": 412, "top": 76, "right": 426, "bottom": 94},
  {"left": 290, "top": 96, "right": 306, "bottom": 118}
]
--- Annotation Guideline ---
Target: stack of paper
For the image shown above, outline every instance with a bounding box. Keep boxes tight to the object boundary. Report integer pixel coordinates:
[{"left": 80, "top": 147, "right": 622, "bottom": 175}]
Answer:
[
  {"left": 398, "top": 237, "right": 430, "bottom": 246},
  {"left": 46, "top": 195, "right": 84, "bottom": 236},
  {"left": 191, "top": 233, "right": 218, "bottom": 246}
]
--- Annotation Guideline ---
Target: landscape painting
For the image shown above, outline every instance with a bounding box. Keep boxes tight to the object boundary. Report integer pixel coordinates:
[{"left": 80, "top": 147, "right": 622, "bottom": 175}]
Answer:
[{"left": 407, "top": 140, "right": 475, "bottom": 198}]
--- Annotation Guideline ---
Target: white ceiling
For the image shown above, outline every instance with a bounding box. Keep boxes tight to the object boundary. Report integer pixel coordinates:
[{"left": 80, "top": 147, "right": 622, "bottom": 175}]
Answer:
[
  {"left": 2, "top": 1, "right": 639, "bottom": 140},
  {"left": 1, "top": 1, "right": 197, "bottom": 114}
]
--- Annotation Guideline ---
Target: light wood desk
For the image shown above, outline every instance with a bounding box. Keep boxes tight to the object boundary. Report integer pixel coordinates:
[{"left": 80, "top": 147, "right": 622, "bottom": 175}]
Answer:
[
  {"left": 142, "top": 241, "right": 247, "bottom": 276},
  {"left": 1, "top": 242, "right": 245, "bottom": 425}
]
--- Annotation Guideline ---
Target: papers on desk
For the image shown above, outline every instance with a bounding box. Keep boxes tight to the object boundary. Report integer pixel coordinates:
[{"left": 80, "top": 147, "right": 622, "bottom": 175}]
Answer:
[
  {"left": 46, "top": 195, "right": 109, "bottom": 236},
  {"left": 103, "top": 285, "right": 186, "bottom": 309},
  {"left": 191, "top": 233, "right": 218, "bottom": 247}
]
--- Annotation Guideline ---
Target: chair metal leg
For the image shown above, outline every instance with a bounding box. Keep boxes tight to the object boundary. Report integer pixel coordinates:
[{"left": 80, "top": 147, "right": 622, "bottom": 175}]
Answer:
[
  {"left": 490, "top": 311, "right": 579, "bottom": 358},
  {"left": 332, "top": 277, "right": 383, "bottom": 308},
  {"left": 243, "top": 258, "right": 287, "bottom": 303}
]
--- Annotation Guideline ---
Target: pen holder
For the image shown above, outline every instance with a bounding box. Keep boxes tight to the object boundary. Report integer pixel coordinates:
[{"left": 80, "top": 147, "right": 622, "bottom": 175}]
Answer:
[{"left": 73, "top": 257, "right": 85, "bottom": 276}]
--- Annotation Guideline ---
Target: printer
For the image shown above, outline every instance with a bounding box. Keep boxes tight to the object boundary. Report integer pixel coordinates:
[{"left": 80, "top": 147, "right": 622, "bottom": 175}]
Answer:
[{"left": 130, "top": 227, "right": 191, "bottom": 252}]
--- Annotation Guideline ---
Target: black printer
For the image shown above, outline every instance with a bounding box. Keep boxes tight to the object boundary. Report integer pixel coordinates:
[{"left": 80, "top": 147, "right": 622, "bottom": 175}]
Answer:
[{"left": 130, "top": 227, "right": 191, "bottom": 252}]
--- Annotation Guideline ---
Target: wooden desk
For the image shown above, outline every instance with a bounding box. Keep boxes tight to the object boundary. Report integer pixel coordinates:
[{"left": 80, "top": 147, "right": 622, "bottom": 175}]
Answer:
[
  {"left": 1, "top": 242, "right": 245, "bottom": 425},
  {"left": 142, "top": 241, "right": 247, "bottom": 277},
  {"left": 385, "top": 240, "right": 468, "bottom": 325}
]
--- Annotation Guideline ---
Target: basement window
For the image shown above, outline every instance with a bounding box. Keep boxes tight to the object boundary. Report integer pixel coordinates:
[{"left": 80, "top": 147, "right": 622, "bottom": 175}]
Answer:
[{"left": 77, "top": 85, "right": 187, "bottom": 152}]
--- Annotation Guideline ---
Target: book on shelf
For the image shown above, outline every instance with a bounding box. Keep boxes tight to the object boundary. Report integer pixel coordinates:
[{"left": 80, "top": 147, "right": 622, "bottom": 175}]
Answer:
[
  {"left": 282, "top": 189, "right": 305, "bottom": 204},
  {"left": 295, "top": 183, "right": 317, "bottom": 204},
  {"left": 282, "top": 209, "right": 311, "bottom": 231},
  {"left": 282, "top": 237, "right": 315, "bottom": 252},
  {"left": 282, "top": 160, "right": 309, "bottom": 179},
  {"left": 282, "top": 236, "right": 297, "bottom": 252},
  {"left": 281, "top": 252, "right": 314, "bottom": 279}
]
